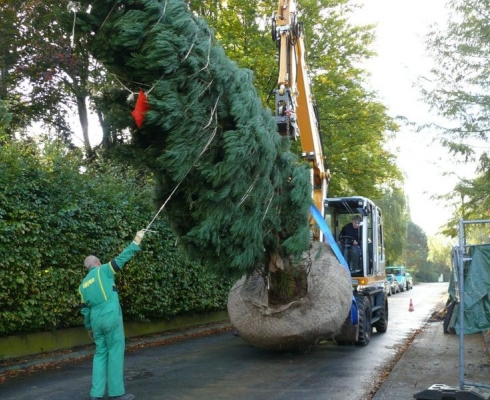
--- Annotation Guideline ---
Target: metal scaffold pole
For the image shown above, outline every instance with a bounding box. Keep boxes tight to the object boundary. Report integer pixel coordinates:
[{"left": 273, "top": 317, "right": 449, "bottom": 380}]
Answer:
[{"left": 413, "top": 219, "right": 490, "bottom": 400}]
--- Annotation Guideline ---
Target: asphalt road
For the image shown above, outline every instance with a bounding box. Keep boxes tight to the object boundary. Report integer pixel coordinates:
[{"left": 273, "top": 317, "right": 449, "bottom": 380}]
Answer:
[{"left": 0, "top": 282, "right": 449, "bottom": 400}]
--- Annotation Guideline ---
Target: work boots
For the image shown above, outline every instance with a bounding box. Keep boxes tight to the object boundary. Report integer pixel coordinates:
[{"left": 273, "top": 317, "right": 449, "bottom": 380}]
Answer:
[
  {"left": 90, "top": 393, "right": 135, "bottom": 400},
  {"left": 109, "top": 395, "right": 135, "bottom": 400}
]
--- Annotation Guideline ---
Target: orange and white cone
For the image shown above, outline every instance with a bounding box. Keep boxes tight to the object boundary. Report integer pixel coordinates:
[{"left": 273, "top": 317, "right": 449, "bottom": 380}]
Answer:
[{"left": 408, "top": 298, "right": 414, "bottom": 312}]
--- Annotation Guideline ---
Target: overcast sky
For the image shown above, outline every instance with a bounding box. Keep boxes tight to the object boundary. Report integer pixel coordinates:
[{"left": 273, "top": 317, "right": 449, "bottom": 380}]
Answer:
[{"left": 350, "top": 0, "right": 476, "bottom": 236}]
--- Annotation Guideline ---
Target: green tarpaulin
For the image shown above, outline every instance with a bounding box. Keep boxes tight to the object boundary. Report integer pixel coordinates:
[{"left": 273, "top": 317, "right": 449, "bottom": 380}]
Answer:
[{"left": 449, "top": 244, "right": 490, "bottom": 335}]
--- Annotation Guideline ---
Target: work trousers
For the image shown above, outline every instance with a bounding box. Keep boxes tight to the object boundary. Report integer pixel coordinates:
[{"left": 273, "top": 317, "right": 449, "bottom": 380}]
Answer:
[
  {"left": 90, "top": 301, "right": 126, "bottom": 398},
  {"left": 342, "top": 244, "right": 361, "bottom": 272}
]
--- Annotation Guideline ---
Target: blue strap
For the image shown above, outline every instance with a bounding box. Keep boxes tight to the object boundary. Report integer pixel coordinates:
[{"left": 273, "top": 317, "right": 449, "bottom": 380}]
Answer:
[
  {"left": 350, "top": 301, "right": 358, "bottom": 325},
  {"left": 309, "top": 204, "right": 358, "bottom": 325},
  {"left": 309, "top": 204, "right": 348, "bottom": 269}
]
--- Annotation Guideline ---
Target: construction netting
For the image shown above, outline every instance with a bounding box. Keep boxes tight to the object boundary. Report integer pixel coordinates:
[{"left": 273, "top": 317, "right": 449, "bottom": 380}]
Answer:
[{"left": 449, "top": 244, "right": 490, "bottom": 335}]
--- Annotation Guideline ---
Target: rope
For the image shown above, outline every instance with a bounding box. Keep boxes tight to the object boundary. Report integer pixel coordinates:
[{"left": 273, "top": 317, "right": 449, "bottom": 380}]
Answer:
[
  {"left": 149, "top": 0, "right": 169, "bottom": 33},
  {"left": 147, "top": 35, "right": 209, "bottom": 97},
  {"left": 96, "top": 2, "right": 117, "bottom": 34},
  {"left": 67, "top": 1, "right": 81, "bottom": 48},
  {"left": 238, "top": 174, "right": 259, "bottom": 206},
  {"left": 89, "top": 2, "right": 212, "bottom": 103},
  {"left": 144, "top": 96, "right": 221, "bottom": 231},
  {"left": 84, "top": 2, "right": 217, "bottom": 231},
  {"left": 262, "top": 192, "right": 275, "bottom": 221}
]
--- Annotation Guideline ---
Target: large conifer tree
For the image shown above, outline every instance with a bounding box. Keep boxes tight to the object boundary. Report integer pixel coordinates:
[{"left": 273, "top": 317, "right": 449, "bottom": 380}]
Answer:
[{"left": 76, "top": 0, "right": 312, "bottom": 279}]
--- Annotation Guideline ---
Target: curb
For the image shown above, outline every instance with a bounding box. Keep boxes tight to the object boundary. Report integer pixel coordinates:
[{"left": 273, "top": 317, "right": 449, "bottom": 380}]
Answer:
[
  {"left": 0, "top": 311, "right": 229, "bottom": 360},
  {"left": 0, "top": 320, "right": 232, "bottom": 376}
]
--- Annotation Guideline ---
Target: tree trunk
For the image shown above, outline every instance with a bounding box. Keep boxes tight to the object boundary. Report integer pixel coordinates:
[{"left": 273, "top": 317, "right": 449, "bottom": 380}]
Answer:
[{"left": 76, "top": 95, "right": 93, "bottom": 157}]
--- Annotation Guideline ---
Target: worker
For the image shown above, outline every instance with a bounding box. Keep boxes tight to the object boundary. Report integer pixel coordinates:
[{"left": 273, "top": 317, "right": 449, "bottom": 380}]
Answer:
[
  {"left": 79, "top": 230, "right": 146, "bottom": 400},
  {"left": 339, "top": 215, "right": 362, "bottom": 272}
]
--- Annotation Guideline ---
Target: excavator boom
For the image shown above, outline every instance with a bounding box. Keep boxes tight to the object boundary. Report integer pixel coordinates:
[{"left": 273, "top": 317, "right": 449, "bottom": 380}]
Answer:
[{"left": 273, "top": 0, "right": 330, "bottom": 230}]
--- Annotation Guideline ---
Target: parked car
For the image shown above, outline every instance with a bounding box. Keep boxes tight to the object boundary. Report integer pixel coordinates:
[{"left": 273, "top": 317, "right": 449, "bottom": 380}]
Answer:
[
  {"left": 405, "top": 272, "right": 414, "bottom": 290},
  {"left": 383, "top": 278, "right": 392, "bottom": 296},
  {"left": 386, "top": 266, "right": 408, "bottom": 292},
  {"left": 386, "top": 274, "right": 400, "bottom": 294}
]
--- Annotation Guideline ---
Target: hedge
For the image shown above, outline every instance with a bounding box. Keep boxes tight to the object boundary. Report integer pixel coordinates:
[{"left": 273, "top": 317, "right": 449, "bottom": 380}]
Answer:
[{"left": 0, "top": 140, "right": 232, "bottom": 336}]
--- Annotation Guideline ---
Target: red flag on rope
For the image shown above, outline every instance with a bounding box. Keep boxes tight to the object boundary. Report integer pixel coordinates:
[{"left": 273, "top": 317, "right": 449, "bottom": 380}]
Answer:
[{"left": 131, "top": 89, "right": 149, "bottom": 128}]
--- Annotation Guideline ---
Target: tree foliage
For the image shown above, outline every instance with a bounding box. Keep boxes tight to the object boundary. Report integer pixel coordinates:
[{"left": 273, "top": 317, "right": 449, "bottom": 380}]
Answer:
[
  {"left": 423, "top": 0, "right": 490, "bottom": 235},
  {"left": 187, "top": 0, "right": 276, "bottom": 102},
  {"left": 0, "top": 0, "right": 73, "bottom": 140},
  {"left": 303, "top": 3, "right": 401, "bottom": 198},
  {"left": 2, "top": 0, "right": 406, "bottom": 275},
  {"left": 439, "top": 163, "right": 490, "bottom": 238},
  {"left": 72, "top": 0, "right": 314, "bottom": 279},
  {"left": 422, "top": 0, "right": 490, "bottom": 148},
  {"left": 0, "top": 0, "right": 128, "bottom": 155},
  {"left": 400, "top": 221, "right": 441, "bottom": 282},
  {"left": 375, "top": 187, "right": 409, "bottom": 264},
  {"left": 0, "top": 139, "right": 231, "bottom": 336},
  {"left": 428, "top": 235, "right": 452, "bottom": 280},
  {"left": 2, "top": 0, "right": 402, "bottom": 193},
  {"left": 188, "top": 0, "right": 403, "bottom": 199},
  {"left": 403, "top": 222, "right": 428, "bottom": 267}
]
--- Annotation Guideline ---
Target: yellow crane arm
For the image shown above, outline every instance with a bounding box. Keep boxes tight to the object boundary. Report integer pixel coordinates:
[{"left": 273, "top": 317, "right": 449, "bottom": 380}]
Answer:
[{"left": 273, "top": 0, "right": 330, "bottom": 236}]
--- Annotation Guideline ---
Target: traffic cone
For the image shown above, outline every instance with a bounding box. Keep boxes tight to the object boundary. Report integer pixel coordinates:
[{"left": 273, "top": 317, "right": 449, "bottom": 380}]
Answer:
[{"left": 408, "top": 298, "right": 414, "bottom": 312}]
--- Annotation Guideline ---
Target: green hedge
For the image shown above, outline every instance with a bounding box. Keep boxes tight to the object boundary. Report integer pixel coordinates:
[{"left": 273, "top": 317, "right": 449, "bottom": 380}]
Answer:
[{"left": 0, "top": 140, "right": 232, "bottom": 336}]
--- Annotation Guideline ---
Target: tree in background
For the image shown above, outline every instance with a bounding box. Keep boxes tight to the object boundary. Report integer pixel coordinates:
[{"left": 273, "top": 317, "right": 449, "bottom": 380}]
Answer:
[
  {"left": 0, "top": 98, "right": 12, "bottom": 136},
  {"left": 422, "top": 0, "right": 490, "bottom": 233},
  {"left": 0, "top": 0, "right": 129, "bottom": 156},
  {"left": 188, "top": 0, "right": 403, "bottom": 200},
  {"left": 375, "top": 186, "right": 409, "bottom": 264},
  {"left": 428, "top": 235, "right": 452, "bottom": 281},
  {"left": 1, "top": 0, "right": 76, "bottom": 143},
  {"left": 301, "top": 2, "right": 402, "bottom": 198},
  {"left": 0, "top": 1, "right": 21, "bottom": 130},
  {"left": 1, "top": 0, "right": 403, "bottom": 198},
  {"left": 186, "top": 0, "right": 276, "bottom": 102},
  {"left": 423, "top": 0, "right": 490, "bottom": 153},
  {"left": 401, "top": 221, "right": 440, "bottom": 282},
  {"left": 439, "top": 155, "right": 490, "bottom": 239}
]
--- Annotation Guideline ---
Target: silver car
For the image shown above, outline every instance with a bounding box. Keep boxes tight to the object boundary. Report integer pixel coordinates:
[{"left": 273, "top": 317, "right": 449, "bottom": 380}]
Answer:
[
  {"left": 386, "top": 274, "right": 400, "bottom": 294},
  {"left": 405, "top": 272, "right": 414, "bottom": 290}
]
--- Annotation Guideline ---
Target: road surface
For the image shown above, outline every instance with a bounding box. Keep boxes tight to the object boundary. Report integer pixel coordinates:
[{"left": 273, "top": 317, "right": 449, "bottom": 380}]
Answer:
[{"left": 0, "top": 282, "right": 449, "bottom": 400}]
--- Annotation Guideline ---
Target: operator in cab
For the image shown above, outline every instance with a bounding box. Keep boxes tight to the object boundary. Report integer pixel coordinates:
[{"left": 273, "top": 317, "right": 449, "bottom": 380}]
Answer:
[{"left": 339, "top": 215, "right": 362, "bottom": 272}]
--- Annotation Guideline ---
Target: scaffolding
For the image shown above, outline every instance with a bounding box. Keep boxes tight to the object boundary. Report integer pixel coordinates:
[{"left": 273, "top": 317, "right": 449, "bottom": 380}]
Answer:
[{"left": 414, "top": 219, "right": 490, "bottom": 400}]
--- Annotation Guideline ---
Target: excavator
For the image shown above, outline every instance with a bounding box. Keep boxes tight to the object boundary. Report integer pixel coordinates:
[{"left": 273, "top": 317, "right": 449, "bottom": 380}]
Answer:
[{"left": 272, "top": 0, "right": 388, "bottom": 345}]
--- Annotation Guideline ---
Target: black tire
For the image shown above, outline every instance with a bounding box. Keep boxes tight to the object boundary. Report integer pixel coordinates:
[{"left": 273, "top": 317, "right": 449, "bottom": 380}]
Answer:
[
  {"left": 356, "top": 296, "right": 372, "bottom": 346},
  {"left": 443, "top": 301, "right": 456, "bottom": 333},
  {"left": 374, "top": 292, "right": 389, "bottom": 333}
]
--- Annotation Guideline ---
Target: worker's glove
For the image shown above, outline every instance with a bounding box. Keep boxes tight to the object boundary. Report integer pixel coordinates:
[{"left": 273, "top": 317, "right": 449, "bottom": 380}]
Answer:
[{"left": 133, "top": 230, "right": 146, "bottom": 245}]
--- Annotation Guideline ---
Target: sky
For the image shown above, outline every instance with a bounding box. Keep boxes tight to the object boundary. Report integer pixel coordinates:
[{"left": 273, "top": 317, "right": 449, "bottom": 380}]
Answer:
[{"left": 350, "top": 0, "right": 476, "bottom": 236}]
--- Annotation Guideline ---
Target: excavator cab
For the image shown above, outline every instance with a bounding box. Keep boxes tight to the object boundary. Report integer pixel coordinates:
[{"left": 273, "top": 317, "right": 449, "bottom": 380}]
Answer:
[{"left": 324, "top": 196, "right": 386, "bottom": 286}]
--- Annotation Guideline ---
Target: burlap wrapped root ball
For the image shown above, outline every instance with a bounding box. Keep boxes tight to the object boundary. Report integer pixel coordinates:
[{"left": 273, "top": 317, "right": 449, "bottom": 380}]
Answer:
[{"left": 227, "top": 242, "right": 352, "bottom": 350}]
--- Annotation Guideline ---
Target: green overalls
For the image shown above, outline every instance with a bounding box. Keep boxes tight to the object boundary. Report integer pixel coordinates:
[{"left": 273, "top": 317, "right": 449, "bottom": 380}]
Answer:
[{"left": 79, "top": 242, "right": 140, "bottom": 398}]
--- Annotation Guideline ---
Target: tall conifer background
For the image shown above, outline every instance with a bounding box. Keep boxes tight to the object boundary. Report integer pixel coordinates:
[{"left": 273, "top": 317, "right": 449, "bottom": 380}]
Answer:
[{"left": 76, "top": 0, "right": 312, "bottom": 278}]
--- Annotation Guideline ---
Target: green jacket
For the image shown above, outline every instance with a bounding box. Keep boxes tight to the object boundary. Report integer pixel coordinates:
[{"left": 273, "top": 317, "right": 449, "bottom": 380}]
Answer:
[{"left": 78, "top": 242, "right": 141, "bottom": 330}]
